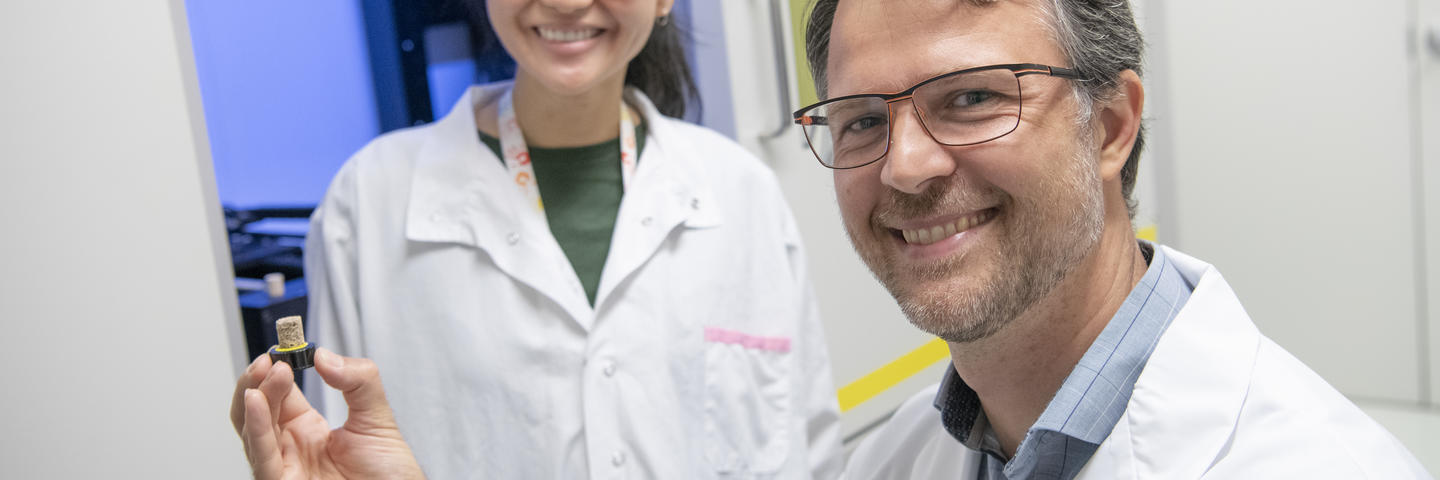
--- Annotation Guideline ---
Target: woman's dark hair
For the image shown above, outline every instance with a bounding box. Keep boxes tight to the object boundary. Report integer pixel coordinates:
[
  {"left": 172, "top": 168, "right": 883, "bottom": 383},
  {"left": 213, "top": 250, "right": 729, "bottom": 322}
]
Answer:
[{"left": 465, "top": 3, "right": 700, "bottom": 118}]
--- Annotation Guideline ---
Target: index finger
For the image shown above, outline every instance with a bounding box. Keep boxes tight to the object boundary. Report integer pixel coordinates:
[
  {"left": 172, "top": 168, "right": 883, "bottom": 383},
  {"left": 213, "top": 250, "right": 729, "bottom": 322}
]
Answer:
[
  {"left": 259, "top": 361, "right": 316, "bottom": 428},
  {"left": 231, "top": 354, "right": 273, "bottom": 435},
  {"left": 241, "top": 388, "right": 285, "bottom": 480}
]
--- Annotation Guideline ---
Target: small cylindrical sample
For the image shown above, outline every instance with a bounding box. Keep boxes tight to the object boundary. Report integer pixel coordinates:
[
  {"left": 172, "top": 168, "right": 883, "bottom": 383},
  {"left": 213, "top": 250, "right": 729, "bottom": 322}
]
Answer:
[
  {"left": 264, "top": 272, "right": 286, "bottom": 299},
  {"left": 268, "top": 315, "right": 316, "bottom": 373},
  {"left": 276, "top": 315, "right": 305, "bottom": 349}
]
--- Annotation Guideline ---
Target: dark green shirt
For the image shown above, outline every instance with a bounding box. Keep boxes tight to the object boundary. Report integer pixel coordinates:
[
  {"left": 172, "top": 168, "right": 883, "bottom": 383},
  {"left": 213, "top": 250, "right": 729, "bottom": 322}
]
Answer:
[{"left": 479, "top": 124, "right": 647, "bottom": 306}]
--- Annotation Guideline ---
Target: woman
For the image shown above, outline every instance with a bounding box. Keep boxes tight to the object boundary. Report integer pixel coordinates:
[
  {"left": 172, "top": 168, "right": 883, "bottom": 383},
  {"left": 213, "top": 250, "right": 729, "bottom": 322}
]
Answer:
[{"left": 234, "top": 0, "right": 842, "bottom": 477}]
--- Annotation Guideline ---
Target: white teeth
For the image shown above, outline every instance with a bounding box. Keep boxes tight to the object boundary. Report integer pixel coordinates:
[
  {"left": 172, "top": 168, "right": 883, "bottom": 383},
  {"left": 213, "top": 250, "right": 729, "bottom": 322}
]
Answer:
[
  {"left": 537, "top": 27, "right": 601, "bottom": 42},
  {"left": 900, "top": 210, "right": 994, "bottom": 246}
]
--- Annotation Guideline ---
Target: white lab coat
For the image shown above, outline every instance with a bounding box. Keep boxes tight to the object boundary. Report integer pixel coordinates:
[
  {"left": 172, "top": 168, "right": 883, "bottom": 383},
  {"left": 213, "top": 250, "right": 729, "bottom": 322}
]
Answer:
[
  {"left": 303, "top": 83, "right": 843, "bottom": 479},
  {"left": 843, "top": 246, "right": 1431, "bottom": 479}
]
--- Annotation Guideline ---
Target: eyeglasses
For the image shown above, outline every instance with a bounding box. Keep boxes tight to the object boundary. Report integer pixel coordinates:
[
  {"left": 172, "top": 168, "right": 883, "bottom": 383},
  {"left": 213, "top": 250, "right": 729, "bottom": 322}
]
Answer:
[{"left": 793, "top": 63, "right": 1082, "bottom": 169}]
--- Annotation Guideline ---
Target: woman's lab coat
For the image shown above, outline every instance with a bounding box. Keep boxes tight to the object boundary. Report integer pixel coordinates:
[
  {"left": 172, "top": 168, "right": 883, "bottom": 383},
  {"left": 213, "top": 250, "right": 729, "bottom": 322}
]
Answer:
[
  {"left": 303, "top": 83, "right": 843, "bottom": 479},
  {"left": 843, "top": 246, "right": 1431, "bottom": 479}
]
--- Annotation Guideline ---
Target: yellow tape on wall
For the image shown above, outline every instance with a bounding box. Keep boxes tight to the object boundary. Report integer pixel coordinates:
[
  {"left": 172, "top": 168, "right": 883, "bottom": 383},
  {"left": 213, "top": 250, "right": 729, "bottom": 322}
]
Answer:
[
  {"left": 1137, "top": 224, "right": 1157, "bottom": 242},
  {"left": 837, "top": 338, "right": 950, "bottom": 412}
]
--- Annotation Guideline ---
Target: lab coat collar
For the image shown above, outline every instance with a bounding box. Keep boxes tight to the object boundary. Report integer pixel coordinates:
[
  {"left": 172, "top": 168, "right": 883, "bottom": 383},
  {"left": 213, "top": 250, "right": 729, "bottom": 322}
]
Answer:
[
  {"left": 591, "top": 87, "right": 721, "bottom": 309},
  {"left": 616, "top": 86, "right": 721, "bottom": 230},
  {"left": 1080, "top": 245, "right": 1261, "bottom": 479},
  {"left": 404, "top": 82, "right": 719, "bottom": 328},
  {"left": 405, "top": 83, "right": 517, "bottom": 252}
]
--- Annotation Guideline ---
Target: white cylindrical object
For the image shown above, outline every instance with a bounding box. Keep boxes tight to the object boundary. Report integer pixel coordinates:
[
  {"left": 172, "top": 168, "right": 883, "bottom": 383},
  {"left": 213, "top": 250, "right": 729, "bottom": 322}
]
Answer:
[{"left": 264, "top": 272, "right": 285, "bottom": 299}]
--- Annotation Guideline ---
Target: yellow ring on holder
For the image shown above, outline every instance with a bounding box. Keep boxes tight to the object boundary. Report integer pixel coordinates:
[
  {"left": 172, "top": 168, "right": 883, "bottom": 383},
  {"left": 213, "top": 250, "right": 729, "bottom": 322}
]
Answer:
[{"left": 273, "top": 342, "right": 309, "bottom": 353}]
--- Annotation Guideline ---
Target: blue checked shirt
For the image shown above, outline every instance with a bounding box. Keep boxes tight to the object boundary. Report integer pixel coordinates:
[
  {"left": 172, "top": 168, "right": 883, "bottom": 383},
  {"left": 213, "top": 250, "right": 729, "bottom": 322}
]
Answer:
[{"left": 933, "top": 241, "right": 1195, "bottom": 480}]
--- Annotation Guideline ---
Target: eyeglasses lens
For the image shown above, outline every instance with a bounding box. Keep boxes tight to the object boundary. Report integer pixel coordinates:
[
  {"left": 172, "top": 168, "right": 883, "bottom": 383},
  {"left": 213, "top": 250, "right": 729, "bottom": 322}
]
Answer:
[{"left": 800, "top": 69, "right": 1023, "bottom": 168}]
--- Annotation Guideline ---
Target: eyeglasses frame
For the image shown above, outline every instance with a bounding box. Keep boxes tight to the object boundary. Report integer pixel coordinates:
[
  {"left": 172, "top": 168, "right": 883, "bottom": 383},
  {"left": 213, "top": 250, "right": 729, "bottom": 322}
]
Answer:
[{"left": 792, "top": 63, "right": 1083, "bottom": 169}]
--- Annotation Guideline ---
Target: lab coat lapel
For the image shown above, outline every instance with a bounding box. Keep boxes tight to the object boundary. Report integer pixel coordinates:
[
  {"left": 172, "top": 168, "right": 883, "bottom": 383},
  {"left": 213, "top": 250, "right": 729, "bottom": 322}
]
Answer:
[
  {"left": 1078, "top": 247, "right": 1260, "bottom": 479},
  {"left": 593, "top": 89, "right": 720, "bottom": 310},
  {"left": 406, "top": 84, "right": 596, "bottom": 330}
]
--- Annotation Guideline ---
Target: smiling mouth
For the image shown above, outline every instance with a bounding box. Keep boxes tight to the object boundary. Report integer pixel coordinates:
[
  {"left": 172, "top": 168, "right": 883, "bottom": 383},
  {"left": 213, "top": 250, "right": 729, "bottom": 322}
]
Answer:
[
  {"left": 898, "top": 208, "right": 998, "bottom": 245},
  {"left": 535, "top": 26, "right": 603, "bottom": 42}
]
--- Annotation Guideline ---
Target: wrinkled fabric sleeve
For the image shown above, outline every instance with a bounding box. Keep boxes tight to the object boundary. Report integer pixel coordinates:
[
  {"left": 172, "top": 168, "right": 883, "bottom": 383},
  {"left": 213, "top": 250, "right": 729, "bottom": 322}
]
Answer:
[
  {"left": 301, "top": 159, "right": 364, "bottom": 428},
  {"left": 779, "top": 192, "right": 845, "bottom": 479}
]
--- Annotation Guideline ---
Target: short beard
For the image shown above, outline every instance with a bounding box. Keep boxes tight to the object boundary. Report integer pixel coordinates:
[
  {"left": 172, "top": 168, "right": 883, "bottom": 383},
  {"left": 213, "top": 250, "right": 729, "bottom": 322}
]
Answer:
[{"left": 850, "top": 147, "right": 1105, "bottom": 344}]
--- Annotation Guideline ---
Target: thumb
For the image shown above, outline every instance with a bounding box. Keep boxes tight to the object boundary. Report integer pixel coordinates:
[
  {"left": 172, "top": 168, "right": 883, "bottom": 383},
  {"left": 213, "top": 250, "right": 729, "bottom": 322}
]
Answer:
[{"left": 313, "top": 347, "right": 399, "bottom": 431}]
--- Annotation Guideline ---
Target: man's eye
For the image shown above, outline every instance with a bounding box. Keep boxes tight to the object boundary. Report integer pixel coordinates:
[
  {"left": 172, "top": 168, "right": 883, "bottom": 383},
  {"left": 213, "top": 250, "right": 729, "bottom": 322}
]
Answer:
[
  {"left": 845, "top": 115, "right": 886, "bottom": 133},
  {"left": 950, "top": 90, "right": 997, "bottom": 107}
]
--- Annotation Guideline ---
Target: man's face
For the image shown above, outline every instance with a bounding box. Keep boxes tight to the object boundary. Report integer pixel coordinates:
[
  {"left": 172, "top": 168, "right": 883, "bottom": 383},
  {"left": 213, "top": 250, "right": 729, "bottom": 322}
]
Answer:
[{"left": 828, "top": 0, "right": 1106, "bottom": 342}]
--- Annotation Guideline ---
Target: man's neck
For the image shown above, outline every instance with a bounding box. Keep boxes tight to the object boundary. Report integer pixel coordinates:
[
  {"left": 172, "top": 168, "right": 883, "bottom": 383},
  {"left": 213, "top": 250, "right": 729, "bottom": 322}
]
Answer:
[
  {"left": 947, "top": 220, "right": 1149, "bottom": 458},
  {"left": 510, "top": 71, "right": 628, "bottom": 148}
]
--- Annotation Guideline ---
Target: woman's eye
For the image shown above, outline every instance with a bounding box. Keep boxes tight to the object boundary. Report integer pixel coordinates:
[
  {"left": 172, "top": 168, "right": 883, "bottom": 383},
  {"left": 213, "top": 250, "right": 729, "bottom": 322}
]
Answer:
[
  {"left": 845, "top": 115, "right": 885, "bottom": 133},
  {"left": 951, "top": 90, "right": 996, "bottom": 107}
]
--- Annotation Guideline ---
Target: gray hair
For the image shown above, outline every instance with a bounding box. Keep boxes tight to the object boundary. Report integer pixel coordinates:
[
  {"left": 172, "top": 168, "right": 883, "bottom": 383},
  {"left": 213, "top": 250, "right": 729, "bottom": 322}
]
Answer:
[{"left": 804, "top": 0, "right": 1146, "bottom": 219}]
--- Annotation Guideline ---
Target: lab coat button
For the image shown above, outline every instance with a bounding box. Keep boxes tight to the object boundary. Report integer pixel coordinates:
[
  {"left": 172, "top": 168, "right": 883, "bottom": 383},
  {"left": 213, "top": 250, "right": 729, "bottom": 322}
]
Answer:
[
  {"left": 506, "top": 232, "right": 520, "bottom": 245},
  {"left": 691, "top": 198, "right": 700, "bottom": 210},
  {"left": 641, "top": 216, "right": 653, "bottom": 227},
  {"left": 611, "top": 451, "right": 626, "bottom": 467},
  {"left": 602, "top": 360, "right": 616, "bottom": 377}
]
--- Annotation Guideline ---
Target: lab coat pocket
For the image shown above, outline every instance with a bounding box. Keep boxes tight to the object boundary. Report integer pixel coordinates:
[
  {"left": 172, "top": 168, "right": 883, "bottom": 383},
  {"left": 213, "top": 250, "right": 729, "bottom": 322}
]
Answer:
[{"left": 702, "top": 327, "right": 792, "bottom": 476}]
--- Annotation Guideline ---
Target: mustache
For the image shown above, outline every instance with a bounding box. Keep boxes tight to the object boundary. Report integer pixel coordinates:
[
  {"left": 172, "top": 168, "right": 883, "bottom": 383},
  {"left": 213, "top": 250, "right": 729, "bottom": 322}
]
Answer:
[{"left": 871, "top": 178, "right": 1005, "bottom": 228}]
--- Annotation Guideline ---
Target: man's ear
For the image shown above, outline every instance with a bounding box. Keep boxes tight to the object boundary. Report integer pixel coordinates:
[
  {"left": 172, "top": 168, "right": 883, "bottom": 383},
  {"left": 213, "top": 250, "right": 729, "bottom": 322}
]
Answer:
[{"left": 1096, "top": 70, "right": 1144, "bottom": 182}]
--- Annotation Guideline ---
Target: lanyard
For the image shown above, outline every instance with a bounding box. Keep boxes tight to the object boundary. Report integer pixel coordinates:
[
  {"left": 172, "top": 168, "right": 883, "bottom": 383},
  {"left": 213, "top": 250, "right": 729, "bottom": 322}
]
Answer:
[{"left": 497, "top": 87, "right": 638, "bottom": 212}]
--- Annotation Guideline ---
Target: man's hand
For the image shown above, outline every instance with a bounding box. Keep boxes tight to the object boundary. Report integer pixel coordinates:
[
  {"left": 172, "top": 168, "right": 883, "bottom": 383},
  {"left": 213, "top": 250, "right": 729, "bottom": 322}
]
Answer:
[{"left": 229, "top": 348, "right": 424, "bottom": 479}]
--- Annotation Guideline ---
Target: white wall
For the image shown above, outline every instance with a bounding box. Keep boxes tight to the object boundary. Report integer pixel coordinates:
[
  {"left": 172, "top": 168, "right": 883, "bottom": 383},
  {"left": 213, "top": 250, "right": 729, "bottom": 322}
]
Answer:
[
  {"left": 1420, "top": 0, "right": 1440, "bottom": 409},
  {"left": 1160, "top": 0, "right": 1428, "bottom": 404},
  {"left": 0, "top": 0, "right": 248, "bottom": 477},
  {"left": 1156, "top": 0, "right": 1439, "bottom": 471}
]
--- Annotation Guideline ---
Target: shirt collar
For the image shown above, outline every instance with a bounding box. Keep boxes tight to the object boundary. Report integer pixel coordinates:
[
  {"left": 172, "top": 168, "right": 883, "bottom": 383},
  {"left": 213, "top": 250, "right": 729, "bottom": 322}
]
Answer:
[{"left": 933, "top": 240, "right": 1195, "bottom": 479}]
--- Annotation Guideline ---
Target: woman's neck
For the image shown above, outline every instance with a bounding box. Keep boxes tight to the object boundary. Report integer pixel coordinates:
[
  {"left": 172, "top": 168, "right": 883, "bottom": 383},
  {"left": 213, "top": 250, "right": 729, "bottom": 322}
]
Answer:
[{"left": 510, "top": 70, "right": 627, "bottom": 148}]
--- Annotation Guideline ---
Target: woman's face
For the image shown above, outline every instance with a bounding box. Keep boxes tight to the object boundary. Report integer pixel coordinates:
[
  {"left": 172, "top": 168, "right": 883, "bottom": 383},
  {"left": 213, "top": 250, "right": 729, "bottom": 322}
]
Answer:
[{"left": 487, "top": 0, "right": 673, "bottom": 96}]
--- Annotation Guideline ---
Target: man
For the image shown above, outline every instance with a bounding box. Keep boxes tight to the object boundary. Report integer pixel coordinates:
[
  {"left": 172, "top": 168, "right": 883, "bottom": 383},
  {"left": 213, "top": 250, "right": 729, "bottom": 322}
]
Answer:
[{"left": 795, "top": 0, "right": 1429, "bottom": 478}]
